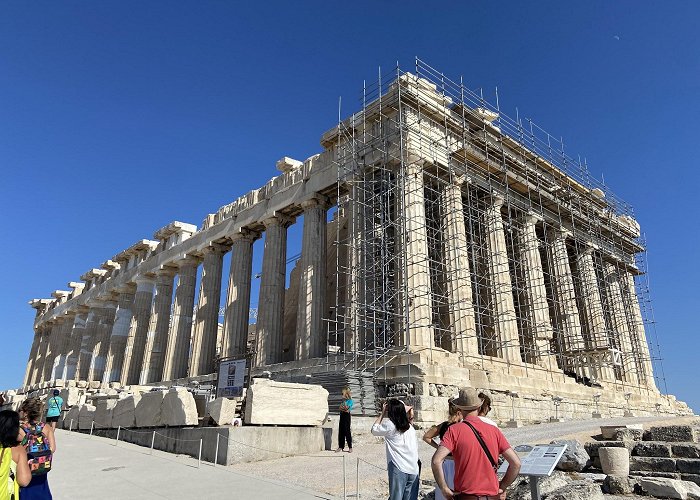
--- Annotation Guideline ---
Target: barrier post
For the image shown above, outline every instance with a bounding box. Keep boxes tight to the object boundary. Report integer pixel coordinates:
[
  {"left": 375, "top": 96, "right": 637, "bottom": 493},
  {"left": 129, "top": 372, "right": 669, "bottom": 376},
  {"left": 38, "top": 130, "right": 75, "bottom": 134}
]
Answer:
[
  {"left": 214, "top": 434, "right": 220, "bottom": 467},
  {"left": 198, "top": 438, "right": 203, "bottom": 469},
  {"left": 69, "top": 419, "right": 73, "bottom": 432},
  {"left": 150, "top": 431, "right": 156, "bottom": 455},
  {"left": 343, "top": 454, "right": 347, "bottom": 499},
  {"left": 115, "top": 426, "right": 120, "bottom": 446},
  {"left": 90, "top": 420, "right": 94, "bottom": 436},
  {"left": 356, "top": 457, "right": 360, "bottom": 499}
]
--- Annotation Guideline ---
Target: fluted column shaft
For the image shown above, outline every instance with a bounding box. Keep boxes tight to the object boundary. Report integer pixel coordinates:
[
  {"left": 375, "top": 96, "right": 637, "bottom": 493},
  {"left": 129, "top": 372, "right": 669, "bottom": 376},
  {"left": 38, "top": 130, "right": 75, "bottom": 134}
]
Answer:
[
  {"left": 223, "top": 231, "right": 257, "bottom": 359},
  {"left": 43, "top": 321, "right": 63, "bottom": 381},
  {"left": 53, "top": 313, "right": 76, "bottom": 379},
  {"left": 87, "top": 299, "right": 118, "bottom": 382},
  {"left": 32, "top": 327, "right": 50, "bottom": 384},
  {"left": 576, "top": 246, "right": 615, "bottom": 382},
  {"left": 141, "top": 269, "right": 176, "bottom": 384},
  {"left": 516, "top": 213, "right": 555, "bottom": 367},
  {"left": 621, "top": 271, "right": 656, "bottom": 389},
  {"left": 121, "top": 277, "right": 155, "bottom": 385},
  {"left": 256, "top": 217, "right": 290, "bottom": 366},
  {"left": 65, "top": 310, "right": 88, "bottom": 380},
  {"left": 191, "top": 244, "right": 228, "bottom": 375},
  {"left": 77, "top": 307, "right": 101, "bottom": 380},
  {"left": 163, "top": 257, "right": 199, "bottom": 380},
  {"left": 296, "top": 198, "right": 329, "bottom": 360},
  {"left": 603, "top": 261, "right": 636, "bottom": 383},
  {"left": 23, "top": 329, "right": 42, "bottom": 387},
  {"left": 102, "top": 287, "right": 136, "bottom": 383},
  {"left": 401, "top": 160, "right": 435, "bottom": 350},
  {"left": 441, "top": 176, "right": 478, "bottom": 357},
  {"left": 483, "top": 193, "right": 520, "bottom": 362}
]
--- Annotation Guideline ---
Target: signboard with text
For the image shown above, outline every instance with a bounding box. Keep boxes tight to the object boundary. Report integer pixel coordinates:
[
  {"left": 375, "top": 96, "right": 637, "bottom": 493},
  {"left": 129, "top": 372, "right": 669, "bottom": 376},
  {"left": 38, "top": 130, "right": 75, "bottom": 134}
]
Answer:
[
  {"left": 216, "top": 358, "right": 247, "bottom": 398},
  {"left": 498, "top": 444, "right": 567, "bottom": 477}
]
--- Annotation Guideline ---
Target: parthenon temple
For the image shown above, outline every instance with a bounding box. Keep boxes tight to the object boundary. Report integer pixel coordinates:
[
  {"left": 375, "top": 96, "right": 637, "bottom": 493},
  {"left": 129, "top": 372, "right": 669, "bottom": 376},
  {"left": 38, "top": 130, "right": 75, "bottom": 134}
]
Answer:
[{"left": 23, "top": 60, "right": 689, "bottom": 420}]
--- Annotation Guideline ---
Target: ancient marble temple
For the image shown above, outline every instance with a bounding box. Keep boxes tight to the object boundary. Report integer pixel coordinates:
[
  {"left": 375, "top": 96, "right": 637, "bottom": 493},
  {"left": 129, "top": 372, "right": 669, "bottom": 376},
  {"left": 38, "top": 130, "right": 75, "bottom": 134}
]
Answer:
[{"left": 23, "top": 63, "right": 688, "bottom": 420}]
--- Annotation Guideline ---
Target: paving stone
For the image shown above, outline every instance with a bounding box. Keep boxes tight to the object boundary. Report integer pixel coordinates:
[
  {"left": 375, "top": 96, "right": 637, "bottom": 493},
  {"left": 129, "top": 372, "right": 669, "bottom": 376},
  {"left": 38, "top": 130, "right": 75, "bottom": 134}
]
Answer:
[
  {"left": 633, "top": 442, "right": 672, "bottom": 458},
  {"left": 678, "top": 459, "right": 700, "bottom": 474},
  {"left": 674, "top": 444, "right": 700, "bottom": 459},
  {"left": 545, "top": 480, "right": 604, "bottom": 500},
  {"left": 631, "top": 456, "right": 677, "bottom": 473},
  {"left": 551, "top": 440, "right": 590, "bottom": 472},
  {"left": 649, "top": 426, "right": 696, "bottom": 443}
]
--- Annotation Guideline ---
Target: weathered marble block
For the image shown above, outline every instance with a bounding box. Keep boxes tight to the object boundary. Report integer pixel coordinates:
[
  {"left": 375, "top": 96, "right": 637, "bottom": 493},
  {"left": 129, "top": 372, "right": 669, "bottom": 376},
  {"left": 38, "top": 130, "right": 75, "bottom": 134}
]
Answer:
[
  {"left": 161, "top": 389, "right": 198, "bottom": 426},
  {"left": 208, "top": 398, "right": 237, "bottom": 426},
  {"left": 244, "top": 379, "right": 328, "bottom": 426},
  {"left": 62, "top": 406, "right": 80, "bottom": 429},
  {"left": 78, "top": 404, "right": 97, "bottom": 430},
  {"left": 94, "top": 398, "right": 118, "bottom": 429},
  {"left": 135, "top": 391, "right": 166, "bottom": 427},
  {"left": 59, "top": 387, "right": 80, "bottom": 407},
  {"left": 112, "top": 394, "right": 141, "bottom": 428}
]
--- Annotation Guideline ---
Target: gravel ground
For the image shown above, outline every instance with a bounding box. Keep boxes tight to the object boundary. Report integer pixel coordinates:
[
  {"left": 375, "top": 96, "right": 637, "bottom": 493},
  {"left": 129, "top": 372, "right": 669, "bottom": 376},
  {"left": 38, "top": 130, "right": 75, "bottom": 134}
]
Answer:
[{"left": 227, "top": 415, "right": 698, "bottom": 500}]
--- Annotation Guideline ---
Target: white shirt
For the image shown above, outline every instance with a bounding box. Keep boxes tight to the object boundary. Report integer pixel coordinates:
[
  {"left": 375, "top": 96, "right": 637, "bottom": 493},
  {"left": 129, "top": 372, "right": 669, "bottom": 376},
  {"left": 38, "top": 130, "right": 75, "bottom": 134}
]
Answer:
[
  {"left": 371, "top": 419, "right": 420, "bottom": 475},
  {"left": 479, "top": 416, "right": 498, "bottom": 427}
]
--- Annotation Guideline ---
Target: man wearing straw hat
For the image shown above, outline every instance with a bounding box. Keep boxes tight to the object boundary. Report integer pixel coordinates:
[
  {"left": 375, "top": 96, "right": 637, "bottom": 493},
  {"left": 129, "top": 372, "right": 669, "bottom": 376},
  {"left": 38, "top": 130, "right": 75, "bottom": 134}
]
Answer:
[{"left": 431, "top": 387, "right": 521, "bottom": 500}]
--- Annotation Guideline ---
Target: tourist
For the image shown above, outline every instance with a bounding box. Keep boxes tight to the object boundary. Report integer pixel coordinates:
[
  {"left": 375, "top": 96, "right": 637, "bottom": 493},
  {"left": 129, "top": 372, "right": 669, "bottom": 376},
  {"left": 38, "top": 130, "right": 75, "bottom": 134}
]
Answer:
[
  {"left": 478, "top": 392, "right": 498, "bottom": 427},
  {"left": 0, "top": 410, "right": 32, "bottom": 500},
  {"left": 45, "top": 390, "right": 63, "bottom": 430},
  {"left": 336, "top": 387, "right": 354, "bottom": 453},
  {"left": 431, "top": 387, "right": 521, "bottom": 500},
  {"left": 371, "top": 399, "right": 419, "bottom": 500},
  {"left": 422, "top": 399, "right": 463, "bottom": 500},
  {"left": 19, "top": 398, "right": 56, "bottom": 499}
]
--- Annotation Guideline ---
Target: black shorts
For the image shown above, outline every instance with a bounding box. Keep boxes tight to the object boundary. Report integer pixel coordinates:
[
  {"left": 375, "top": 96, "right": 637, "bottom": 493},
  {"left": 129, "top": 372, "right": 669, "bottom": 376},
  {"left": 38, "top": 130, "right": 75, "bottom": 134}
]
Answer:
[{"left": 46, "top": 416, "right": 59, "bottom": 423}]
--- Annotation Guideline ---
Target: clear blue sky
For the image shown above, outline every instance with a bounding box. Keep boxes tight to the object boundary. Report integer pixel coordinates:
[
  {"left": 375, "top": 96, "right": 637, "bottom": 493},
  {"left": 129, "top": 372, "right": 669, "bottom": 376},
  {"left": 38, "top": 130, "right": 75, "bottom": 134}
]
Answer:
[{"left": 1, "top": 2, "right": 697, "bottom": 411}]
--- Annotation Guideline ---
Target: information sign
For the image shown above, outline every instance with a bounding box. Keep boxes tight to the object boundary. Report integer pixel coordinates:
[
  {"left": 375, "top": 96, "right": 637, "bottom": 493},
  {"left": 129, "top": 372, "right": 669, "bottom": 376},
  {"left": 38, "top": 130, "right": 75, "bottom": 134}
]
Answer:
[
  {"left": 498, "top": 444, "right": 568, "bottom": 477},
  {"left": 216, "top": 358, "right": 247, "bottom": 398}
]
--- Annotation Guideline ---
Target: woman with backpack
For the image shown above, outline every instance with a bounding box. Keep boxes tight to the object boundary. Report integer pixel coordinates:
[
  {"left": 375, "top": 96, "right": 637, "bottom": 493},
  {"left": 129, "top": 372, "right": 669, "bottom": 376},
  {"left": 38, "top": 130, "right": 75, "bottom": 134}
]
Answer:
[
  {"left": 0, "top": 410, "right": 31, "bottom": 500},
  {"left": 371, "top": 399, "right": 420, "bottom": 500},
  {"left": 18, "top": 398, "right": 55, "bottom": 499}
]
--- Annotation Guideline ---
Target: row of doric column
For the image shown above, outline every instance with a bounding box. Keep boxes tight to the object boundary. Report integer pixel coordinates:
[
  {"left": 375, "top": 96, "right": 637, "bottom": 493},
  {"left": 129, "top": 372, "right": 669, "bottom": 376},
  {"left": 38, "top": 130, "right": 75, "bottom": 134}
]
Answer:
[
  {"left": 25, "top": 195, "right": 331, "bottom": 388},
  {"left": 379, "top": 163, "right": 655, "bottom": 388}
]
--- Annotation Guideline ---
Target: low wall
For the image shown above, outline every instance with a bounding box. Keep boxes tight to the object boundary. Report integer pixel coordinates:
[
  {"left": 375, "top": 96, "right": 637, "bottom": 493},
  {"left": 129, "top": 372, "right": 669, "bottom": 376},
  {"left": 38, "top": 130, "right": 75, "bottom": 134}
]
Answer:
[{"left": 85, "top": 425, "right": 329, "bottom": 465}]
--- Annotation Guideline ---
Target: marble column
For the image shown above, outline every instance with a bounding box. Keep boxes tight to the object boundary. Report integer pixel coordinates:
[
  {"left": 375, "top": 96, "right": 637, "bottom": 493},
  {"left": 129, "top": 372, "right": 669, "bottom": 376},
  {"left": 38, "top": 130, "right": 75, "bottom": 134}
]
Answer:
[
  {"left": 42, "top": 320, "right": 62, "bottom": 382},
  {"left": 222, "top": 230, "right": 257, "bottom": 359},
  {"left": 575, "top": 244, "right": 615, "bottom": 382},
  {"left": 65, "top": 308, "right": 88, "bottom": 380},
  {"left": 441, "top": 175, "right": 478, "bottom": 358},
  {"left": 32, "top": 326, "right": 49, "bottom": 384},
  {"left": 603, "top": 261, "right": 636, "bottom": 384},
  {"left": 621, "top": 270, "right": 656, "bottom": 389},
  {"left": 546, "top": 227, "right": 585, "bottom": 373},
  {"left": 53, "top": 312, "right": 76, "bottom": 380},
  {"left": 121, "top": 276, "right": 155, "bottom": 385},
  {"left": 77, "top": 305, "right": 101, "bottom": 381},
  {"left": 295, "top": 198, "right": 329, "bottom": 360},
  {"left": 400, "top": 158, "right": 435, "bottom": 350},
  {"left": 256, "top": 216, "right": 291, "bottom": 366},
  {"left": 190, "top": 243, "right": 229, "bottom": 376},
  {"left": 483, "top": 193, "right": 521, "bottom": 362},
  {"left": 102, "top": 285, "right": 136, "bottom": 383},
  {"left": 23, "top": 329, "right": 42, "bottom": 387},
  {"left": 515, "top": 212, "right": 556, "bottom": 368},
  {"left": 87, "top": 298, "right": 118, "bottom": 382},
  {"left": 140, "top": 268, "right": 176, "bottom": 384},
  {"left": 163, "top": 257, "right": 200, "bottom": 380}
]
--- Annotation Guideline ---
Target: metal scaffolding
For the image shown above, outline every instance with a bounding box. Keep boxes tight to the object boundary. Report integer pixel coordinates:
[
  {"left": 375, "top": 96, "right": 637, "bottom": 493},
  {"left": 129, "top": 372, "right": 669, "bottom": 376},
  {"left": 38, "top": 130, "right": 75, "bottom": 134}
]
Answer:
[{"left": 324, "top": 58, "right": 665, "bottom": 395}]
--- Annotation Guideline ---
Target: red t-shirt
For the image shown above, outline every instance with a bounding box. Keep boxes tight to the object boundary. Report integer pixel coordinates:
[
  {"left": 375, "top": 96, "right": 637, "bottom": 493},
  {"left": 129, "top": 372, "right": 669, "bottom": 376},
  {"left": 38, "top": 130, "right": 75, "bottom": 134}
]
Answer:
[{"left": 440, "top": 416, "right": 511, "bottom": 496}]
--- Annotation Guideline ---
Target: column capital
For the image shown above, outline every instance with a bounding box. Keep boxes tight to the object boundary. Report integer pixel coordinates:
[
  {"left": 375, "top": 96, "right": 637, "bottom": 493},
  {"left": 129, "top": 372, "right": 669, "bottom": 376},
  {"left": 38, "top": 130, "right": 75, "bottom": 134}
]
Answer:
[
  {"left": 300, "top": 195, "right": 331, "bottom": 211},
  {"left": 546, "top": 225, "right": 571, "bottom": 241},
  {"left": 522, "top": 211, "right": 544, "bottom": 225},
  {"left": 229, "top": 227, "right": 261, "bottom": 244},
  {"left": 134, "top": 275, "right": 156, "bottom": 287},
  {"left": 201, "top": 241, "right": 231, "bottom": 256},
  {"left": 578, "top": 241, "right": 599, "bottom": 256},
  {"left": 406, "top": 153, "right": 427, "bottom": 167},
  {"left": 485, "top": 191, "right": 505, "bottom": 209},
  {"left": 174, "top": 255, "right": 201, "bottom": 268},
  {"left": 263, "top": 214, "right": 294, "bottom": 229},
  {"left": 114, "top": 283, "right": 137, "bottom": 295},
  {"left": 62, "top": 309, "right": 77, "bottom": 318},
  {"left": 154, "top": 265, "right": 178, "bottom": 279},
  {"left": 450, "top": 174, "right": 471, "bottom": 187}
]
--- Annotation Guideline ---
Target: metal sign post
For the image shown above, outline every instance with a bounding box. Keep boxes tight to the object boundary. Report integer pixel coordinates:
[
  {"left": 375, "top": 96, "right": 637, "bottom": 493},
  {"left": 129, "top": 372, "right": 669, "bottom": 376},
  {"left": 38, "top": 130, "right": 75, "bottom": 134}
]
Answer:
[
  {"left": 498, "top": 444, "right": 568, "bottom": 500},
  {"left": 216, "top": 356, "right": 249, "bottom": 398}
]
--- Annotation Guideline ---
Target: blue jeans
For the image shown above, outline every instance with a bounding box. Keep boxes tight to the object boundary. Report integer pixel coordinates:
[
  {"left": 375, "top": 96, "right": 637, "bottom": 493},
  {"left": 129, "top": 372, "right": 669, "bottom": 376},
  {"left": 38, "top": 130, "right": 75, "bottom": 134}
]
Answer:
[{"left": 388, "top": 460, "right": 418, "bottom": 500}]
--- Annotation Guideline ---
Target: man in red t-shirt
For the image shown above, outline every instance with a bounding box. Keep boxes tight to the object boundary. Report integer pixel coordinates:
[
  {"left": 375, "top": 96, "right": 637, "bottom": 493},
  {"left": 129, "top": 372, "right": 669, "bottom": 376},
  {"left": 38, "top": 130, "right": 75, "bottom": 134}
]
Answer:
[{"left": 432, "top": 388, "right": 521, "bottom": 500}]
